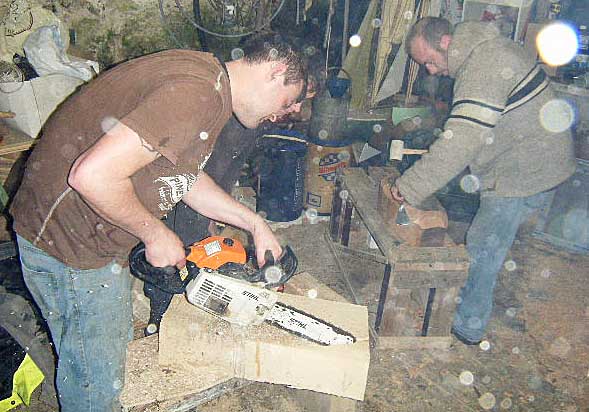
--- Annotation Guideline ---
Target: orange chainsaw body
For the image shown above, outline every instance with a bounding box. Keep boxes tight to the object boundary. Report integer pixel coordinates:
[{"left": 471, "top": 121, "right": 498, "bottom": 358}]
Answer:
[{"left": 185, "top": 236, "right": 247, "bottom": 269}]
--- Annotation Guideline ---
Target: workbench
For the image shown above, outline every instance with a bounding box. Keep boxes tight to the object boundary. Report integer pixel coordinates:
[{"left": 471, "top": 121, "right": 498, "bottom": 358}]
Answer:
[{"left": 326, "top": 167, "right": 470, "bottom": 350}]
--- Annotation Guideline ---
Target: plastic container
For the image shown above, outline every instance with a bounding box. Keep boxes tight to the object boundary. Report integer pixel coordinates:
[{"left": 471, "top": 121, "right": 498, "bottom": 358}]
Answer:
[{"left": 256, "top": 140, "right": 307, "bottom": 222}]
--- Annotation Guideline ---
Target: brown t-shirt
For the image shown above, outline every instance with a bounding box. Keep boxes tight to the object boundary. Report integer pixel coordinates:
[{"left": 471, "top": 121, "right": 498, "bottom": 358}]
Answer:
[{"left": 11, "top": 50, "right": 232, "bottom": 269}]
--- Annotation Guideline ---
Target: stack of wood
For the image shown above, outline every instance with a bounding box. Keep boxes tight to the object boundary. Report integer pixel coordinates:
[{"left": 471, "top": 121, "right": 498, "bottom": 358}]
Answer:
[{"left": 0, "top": 113, "right": 34, "bottom": 189}]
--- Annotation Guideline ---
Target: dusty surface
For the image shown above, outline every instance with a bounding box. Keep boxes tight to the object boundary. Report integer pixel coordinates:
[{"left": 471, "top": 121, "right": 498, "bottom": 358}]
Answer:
[
  {"left": 195, "top": 220, "right": 589, "bottom": 412},
  {"left": 13, "top": 219, "right": 589, "bottom": 412}
]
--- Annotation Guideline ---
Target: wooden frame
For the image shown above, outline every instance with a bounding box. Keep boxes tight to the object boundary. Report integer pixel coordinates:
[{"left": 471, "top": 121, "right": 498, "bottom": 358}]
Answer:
[{"left": 327, "top": 167, "right": 470, "bottom": 350}]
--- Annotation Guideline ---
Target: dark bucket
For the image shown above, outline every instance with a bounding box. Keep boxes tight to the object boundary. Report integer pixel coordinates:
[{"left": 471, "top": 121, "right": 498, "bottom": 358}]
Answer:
[
  {"left": 256, "top": 140, "right": 307, "bottom": 222},
  {"left": 308, "top": 92, "right": 350, "bottom": 142}
]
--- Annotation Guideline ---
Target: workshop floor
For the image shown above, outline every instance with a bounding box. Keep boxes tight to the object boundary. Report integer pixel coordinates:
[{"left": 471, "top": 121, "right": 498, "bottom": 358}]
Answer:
[
  {"left": 10, "top": 219, "right": 589, "bottom": 412},
  {"left": 195, "top": 220, "right": 589, "bottom": 412}
]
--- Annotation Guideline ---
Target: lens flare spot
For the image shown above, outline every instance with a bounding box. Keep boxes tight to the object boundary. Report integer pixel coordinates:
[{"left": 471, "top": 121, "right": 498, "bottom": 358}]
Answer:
[
  {"left": 537, "top": 23, "right": 578, "bottom": 66},
  {"left": 540, "top": 99, "right": 575, "bottom": 133},
  {"left": 349, "top": 35, "right": 362, "bottom": 48}
]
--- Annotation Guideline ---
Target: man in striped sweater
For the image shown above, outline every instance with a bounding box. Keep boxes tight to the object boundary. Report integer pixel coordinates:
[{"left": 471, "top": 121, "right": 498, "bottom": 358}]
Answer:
[{"left": 392, "top": 17, "right": 576, "bottom": 344}]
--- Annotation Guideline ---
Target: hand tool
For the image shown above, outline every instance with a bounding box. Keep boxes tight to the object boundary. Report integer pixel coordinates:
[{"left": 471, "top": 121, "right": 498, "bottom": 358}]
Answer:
[
  {"left": 389, "top": 139, "right": 428, "bottom": 161},
  {"left": 0, "top": 111, "right": 16, "bottom": 119},
  {"left": 129, "top": 237, "right": 356, "bottom": 346},
  {"left": 396, "top": 203, "right": 411, "bottom": 226}
]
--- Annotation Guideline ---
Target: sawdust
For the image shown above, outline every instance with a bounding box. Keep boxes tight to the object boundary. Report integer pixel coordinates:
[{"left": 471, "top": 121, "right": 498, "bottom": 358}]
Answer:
[{"left": 122, "top": 222, "right": 589, "bottom": 411}]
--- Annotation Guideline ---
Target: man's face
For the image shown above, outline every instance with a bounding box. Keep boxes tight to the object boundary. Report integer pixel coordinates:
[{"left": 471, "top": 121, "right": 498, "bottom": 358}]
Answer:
[
  {"left": 243, "top": 75, "right": 304, "bottom": 128},
  {"left": 410, "top": 36, "right": 450, "bottom": 76}
]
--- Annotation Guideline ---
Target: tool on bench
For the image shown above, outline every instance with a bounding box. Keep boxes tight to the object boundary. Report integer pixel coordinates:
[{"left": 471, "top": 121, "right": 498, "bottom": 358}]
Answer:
[
  {"left": 396, "top": 204, "right": 411, "bottom": 226},
  {"left": 129, "top": 236, "right": 356, "bottom": 346},
  {"left": 389, "top": 139, "right": 428, "bottom": 161},
  {"left": 0, "top": 111, "right": 16, "bottom": 119}
]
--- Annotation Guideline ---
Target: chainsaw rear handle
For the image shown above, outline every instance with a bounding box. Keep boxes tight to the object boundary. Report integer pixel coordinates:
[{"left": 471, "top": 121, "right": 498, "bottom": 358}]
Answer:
[{"left": 128, "top": 242, "right": 197, "bottom": 295}]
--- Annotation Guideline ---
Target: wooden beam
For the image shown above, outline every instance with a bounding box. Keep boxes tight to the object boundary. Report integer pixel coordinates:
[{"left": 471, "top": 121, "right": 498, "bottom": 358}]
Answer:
[{"left": 377, "top": 336, "right": 452, "bottom": 350}]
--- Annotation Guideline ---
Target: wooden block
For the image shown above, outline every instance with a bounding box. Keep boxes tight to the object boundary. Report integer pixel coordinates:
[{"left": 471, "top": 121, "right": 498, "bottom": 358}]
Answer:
[
  {"left": 377, "top": 179, "right": 448, "bottom": 246},
  {"left": 158, "top": 275, "right": 370, "bottom": 401},
  {"left": 283, "top": 271, "right": 349, "bottom": 303}
]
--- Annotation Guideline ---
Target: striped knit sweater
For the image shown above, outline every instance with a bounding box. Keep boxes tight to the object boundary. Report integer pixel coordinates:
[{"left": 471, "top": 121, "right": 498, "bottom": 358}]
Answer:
[{"left": 398, "top": 22, "right": 576, "bottom": 206}]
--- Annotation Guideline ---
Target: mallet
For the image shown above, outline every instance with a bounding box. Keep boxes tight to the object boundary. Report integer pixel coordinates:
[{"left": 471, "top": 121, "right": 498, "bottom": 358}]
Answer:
[
  {"left": 0, "top": 111, "right": 15, "bottom": 119},
  {"left": 389, "top": 140, "right": 428, "bottom": 161}
]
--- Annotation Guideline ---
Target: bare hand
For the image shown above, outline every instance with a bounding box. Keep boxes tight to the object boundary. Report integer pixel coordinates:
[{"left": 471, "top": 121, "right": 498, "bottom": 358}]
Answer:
[
  {"left": 390, "top": 184, "right": 405, "bottom": 202},
  {"left": 251, "top": 216, "right": 282, "bottom": 266},
  {"left": 144, "top": 228, "right": 186, "bottom": 269}
]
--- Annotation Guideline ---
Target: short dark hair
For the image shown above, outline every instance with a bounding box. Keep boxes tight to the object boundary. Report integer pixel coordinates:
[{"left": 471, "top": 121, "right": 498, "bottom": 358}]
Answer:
[
  {"left": 241, "top": 32, "right": 308, "bottom": 96},
  {"left": 405, "top": 17, "right": 453, "bottom": 55}
]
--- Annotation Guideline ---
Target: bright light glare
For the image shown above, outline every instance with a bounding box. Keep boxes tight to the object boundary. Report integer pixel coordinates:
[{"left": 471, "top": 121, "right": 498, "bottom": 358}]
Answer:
[
  {"left": 349, "top": 34, "right": 362, "bottom": 48},
  {"left": 536, "top": 23, "right": 578, "bottom": 66}
]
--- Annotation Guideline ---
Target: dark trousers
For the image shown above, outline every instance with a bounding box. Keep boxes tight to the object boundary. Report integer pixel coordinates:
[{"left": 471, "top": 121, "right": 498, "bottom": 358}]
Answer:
[{"left": 143, "top": 116, "right": 261, "bottom": 333}]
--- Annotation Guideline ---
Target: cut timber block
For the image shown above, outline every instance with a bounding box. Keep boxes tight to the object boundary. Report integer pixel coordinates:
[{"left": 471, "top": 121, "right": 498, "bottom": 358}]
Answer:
[
  {"left": 377, "top": 178, "right": 449, "bottom": 246},
  {"left": 158, "top": 273, "right": 370, "bottom": 401},
  {"left": 120, "top": 335, "right": 233, "bottom": 410},
  {"left": 282, "top": 271, "right": 349, "bottom": 303}
]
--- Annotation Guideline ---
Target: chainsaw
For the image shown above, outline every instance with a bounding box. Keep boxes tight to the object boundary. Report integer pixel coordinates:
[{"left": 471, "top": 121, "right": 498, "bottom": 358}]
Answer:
[{"left": 129, "top": 236, "right": 355, "bottom": 346}]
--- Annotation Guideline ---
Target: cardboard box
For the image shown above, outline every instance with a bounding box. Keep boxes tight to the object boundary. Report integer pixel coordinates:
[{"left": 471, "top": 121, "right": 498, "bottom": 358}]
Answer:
[{"left": 159, "top": 273, "right": 370, "bottom": 400}]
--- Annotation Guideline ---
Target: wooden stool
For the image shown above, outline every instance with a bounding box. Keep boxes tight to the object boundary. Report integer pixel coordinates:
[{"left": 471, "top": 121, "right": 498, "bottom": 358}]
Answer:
[{"left": 327, "top": 167, "right": 470, "bottom": 350}]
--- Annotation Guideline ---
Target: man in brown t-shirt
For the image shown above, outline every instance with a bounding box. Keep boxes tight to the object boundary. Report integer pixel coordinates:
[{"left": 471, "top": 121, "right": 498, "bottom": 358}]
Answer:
[{"left": 10, "top": 36, "right": 307, "bottom": 412}]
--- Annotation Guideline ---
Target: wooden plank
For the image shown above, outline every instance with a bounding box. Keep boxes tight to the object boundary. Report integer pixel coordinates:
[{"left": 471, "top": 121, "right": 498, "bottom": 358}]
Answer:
[
  {"left": 379, "top": 287, "right": 417, "bottom": 336},
  {"left": 323, "top": 230, "right": 365, "bottom": 307},
  {"left": 391, "top": 245, "right": 470, "bottom": 264},
  {"left": 283, "top": 271, "right": 350, "bottom": 303},
  {"left": 342, "top": 168, "right": 402, "bottom": 260},
  {"left": 391, "top": 270, "right": 469, "bottom": 289},
  {"left": 376, "top": 335, "right": 452, "bottom": 350},
  {"left": 427, "top": 286, "right": 460, "bottom": 337},
  {"left": 326, "top": 239, "right": 388, "bottom": 264},
  {"left": 394, "top": 262, "right": 469, "bottom": 272},
  {"left": 0, "top": 126, "right": 35, "bottom": 155}
]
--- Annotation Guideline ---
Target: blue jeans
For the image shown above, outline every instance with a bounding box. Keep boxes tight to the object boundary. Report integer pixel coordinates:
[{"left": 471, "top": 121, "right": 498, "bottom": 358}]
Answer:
[
  {"left": 452, "top": 191, "right": 553, "bottom": 342},
  {"left": 17, "top": 235, "right": 133, "bottom": 412}
]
